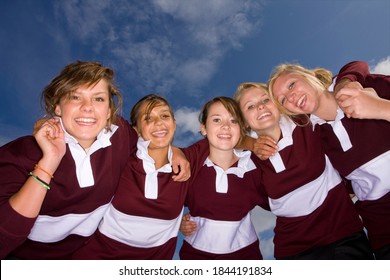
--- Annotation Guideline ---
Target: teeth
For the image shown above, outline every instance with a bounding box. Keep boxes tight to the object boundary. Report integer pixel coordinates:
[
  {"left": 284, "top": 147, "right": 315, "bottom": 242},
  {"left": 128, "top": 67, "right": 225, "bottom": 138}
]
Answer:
[
  {"left": 76, "top": 118, "right": 96, "bottom": 123},
  {"left": 218, "top": 134, "right": 231, "bottom": 139},
  {"left": 152, "top": 130, "right": 167, "bottom": 136},
  {"left": 297, "top": 95, "right": 305, "bottom": 107},
  {"left": 257, "top": 112, "right": 271, "bottom": 120}
]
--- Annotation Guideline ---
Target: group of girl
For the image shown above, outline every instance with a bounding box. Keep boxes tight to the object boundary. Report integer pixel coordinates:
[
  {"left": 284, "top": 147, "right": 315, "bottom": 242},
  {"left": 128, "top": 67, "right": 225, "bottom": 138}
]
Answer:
[{"left": 0, "top": 60, "right": 388, "bottom": 260}]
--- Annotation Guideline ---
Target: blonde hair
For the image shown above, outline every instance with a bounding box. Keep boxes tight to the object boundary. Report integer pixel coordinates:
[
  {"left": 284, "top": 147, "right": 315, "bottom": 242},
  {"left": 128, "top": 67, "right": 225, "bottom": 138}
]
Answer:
[
  {"left": 234, "top": 82, "right": 268, "bottom": 103},
  {"left": 267, "top": 63, "right": 333, "bottom": 117}
]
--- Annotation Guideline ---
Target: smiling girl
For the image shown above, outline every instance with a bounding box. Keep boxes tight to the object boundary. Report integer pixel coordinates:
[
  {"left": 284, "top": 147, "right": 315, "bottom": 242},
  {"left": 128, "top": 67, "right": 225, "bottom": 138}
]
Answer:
[
  {"left": 267, "top": 62, "right": 390, "bottom": 259},
  {"left": 235, "top": 82, "right": 373, "bottom": 259},
  {"left": 73, "top": 94, "right": 198, "bottom": 259},
  {"left": 179, "top": 96, "right": 269, "bottom": 260}
]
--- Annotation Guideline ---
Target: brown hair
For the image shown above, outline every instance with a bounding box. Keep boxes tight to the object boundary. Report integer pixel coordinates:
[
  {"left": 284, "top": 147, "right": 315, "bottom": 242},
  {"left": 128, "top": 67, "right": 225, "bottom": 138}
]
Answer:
[
  {"left": 199, "top": 96, "right": 246, "bottom": 141},
  {"left": 130, "top": 94, "right": 174, "bottom": 128},
  {"left": 41, "top": 61, "right": 122, "bottom": 129}
]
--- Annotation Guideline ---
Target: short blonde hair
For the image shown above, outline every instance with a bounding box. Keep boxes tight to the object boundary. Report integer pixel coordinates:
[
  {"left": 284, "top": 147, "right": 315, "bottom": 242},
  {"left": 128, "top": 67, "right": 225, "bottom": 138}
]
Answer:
[{"left": 234, "top": 82, "right": 268, "bottom": 104}]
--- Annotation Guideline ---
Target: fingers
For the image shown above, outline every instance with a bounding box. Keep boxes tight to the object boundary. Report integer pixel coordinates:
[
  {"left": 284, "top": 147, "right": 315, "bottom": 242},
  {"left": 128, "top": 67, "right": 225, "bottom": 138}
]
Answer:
[
  {"left": 34, "top": 118, "right": 61, "bottom": 137},
  {"left": 172, "top": 162, "right": 191, "bottom": 182},
  {"left": 179, "top": 213, "right": 197, "bottom": 236},
  {"left": 343, "top": 81, "right": 363, "bottom": 90},
  {"left": 253, "top": 136, "right": 278, "bottom": 160},
  {"left": 41, "top": 119, "right": 62, "bottom": 139},
  {"left": 171, "top": 147, "right": 191, "bottom": 182}
]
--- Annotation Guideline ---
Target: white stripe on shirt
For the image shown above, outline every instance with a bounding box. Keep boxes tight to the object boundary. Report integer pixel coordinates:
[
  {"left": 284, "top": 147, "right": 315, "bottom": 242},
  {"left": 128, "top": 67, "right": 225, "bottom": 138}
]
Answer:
[
  {"left": 99, "top": 205, "right": 183, "bottom": 248},
  {"left": 269, "top": 156, "right": 342, "bottom": 217},
  {"left": 28, "top": 203, "right": 110, "bottom": 242},
  {"left": 347, "top": 150, "right": 390, "bottom": 201},
  {"left": 184, "top": 213, "right": 258, "bottom": 254}
]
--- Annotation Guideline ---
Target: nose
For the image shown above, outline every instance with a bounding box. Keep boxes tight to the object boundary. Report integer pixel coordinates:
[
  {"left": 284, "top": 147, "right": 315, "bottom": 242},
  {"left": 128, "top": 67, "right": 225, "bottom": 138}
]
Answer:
[
  {"left": 286, "top": 91, "right": 296, "bottom": 103},
  {"left": 81, "top": 98, "right": 93, "bottom": 111},
  {"left": 154, "top": 117, "right": 163, "bottom": 125},
  {"left": 221, "top": 120, "right": 231, "bottom": 130},
  {"left": 258, "top": 102, "right": 265, "bottom": 110}
]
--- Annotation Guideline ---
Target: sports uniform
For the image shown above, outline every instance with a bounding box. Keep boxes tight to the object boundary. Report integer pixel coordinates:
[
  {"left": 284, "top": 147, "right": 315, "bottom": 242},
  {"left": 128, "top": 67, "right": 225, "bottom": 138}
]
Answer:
[
  {"left": 0, "top": 116, "right": 136, "bottom": 259},
  {"left": 73, "top": 137, "right": 201, "bottom": 259},
  {"left": 260, "top": 116, "right": 372, "bottom": 259},
  {"left": 179, "top": 147, "right": 269, "bottom": 260},
  {"left": 312, "top": 61, "right": 390, "bottom": 259}
]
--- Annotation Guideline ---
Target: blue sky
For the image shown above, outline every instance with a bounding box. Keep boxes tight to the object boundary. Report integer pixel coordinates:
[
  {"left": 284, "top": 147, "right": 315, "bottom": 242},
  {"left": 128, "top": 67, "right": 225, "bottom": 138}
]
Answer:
[{"left": 1, "top": 0, "right": 389, "bottom": 260}]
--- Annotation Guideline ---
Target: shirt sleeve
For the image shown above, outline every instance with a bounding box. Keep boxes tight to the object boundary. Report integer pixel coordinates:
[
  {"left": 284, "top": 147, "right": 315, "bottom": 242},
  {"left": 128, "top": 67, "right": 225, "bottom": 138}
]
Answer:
[
  {"left": 335, "top": 61, "right": 369, "bottom": 85},
  {"left": 182, "top": 138, "right": 209, "bottom": 175},
  {"left": 0, "top": 138, "right": 39, "bottom": 258}
]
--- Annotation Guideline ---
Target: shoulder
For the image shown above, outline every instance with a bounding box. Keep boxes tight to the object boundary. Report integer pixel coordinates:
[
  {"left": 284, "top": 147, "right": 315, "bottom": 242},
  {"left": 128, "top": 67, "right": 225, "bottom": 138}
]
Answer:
[{"left": 0, "top": 136, "right": 40, "bottom": 156}]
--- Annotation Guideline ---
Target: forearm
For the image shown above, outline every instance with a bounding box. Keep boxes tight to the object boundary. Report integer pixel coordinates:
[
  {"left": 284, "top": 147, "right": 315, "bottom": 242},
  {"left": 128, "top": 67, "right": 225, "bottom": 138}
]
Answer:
[
  {"left": 236, "top": 135, "right": 255, "bottom": 151},
  {"left": 336, "top": 61, "right": 369, "bottom": 86},
  {"left": 9, "top": 157, "right": 58, "bottom": 218},
  {"left": 334, "top": 77, "right": 352, "bottom": 94},
  {"left": 375, "top": 98, "right": 390, "bottom": 122}
]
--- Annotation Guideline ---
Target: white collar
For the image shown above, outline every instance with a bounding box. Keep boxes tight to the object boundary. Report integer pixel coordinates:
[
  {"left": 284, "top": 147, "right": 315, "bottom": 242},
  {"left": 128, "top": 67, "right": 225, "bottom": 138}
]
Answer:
[
  {"left": 58, "top": 117, "right": 118, "bottom": 188},
  {"left": 248, "top": 115, "right": 295, "bottom": 173},
  {"left": 310, "top": 108, "right": 352, "bottom": 151},
  {"left": 136, "top": 137, "right": 173, "bottom": 199},
  {"left": 203, "top": 149, "right": 256, "bottom": 193}
]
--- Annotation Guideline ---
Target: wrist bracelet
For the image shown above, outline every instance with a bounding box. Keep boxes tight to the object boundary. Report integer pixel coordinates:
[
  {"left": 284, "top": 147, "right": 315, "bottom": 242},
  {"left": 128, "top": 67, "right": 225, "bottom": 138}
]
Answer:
[
  {"left": 34, "top": 164, "right": 54, "bottom": 178},
  {"left": 28, "top": 172, "right": 51, "bottom": 190}
]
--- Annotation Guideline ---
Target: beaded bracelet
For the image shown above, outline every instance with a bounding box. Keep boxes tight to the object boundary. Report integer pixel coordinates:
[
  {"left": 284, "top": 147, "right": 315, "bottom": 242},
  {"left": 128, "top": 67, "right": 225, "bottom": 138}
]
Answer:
[
  {"left": 28, "top": 172, "right": 51, "bottom": 190},
  {"left": 34, "top": 164, "right": 54, "bottom": 178}
]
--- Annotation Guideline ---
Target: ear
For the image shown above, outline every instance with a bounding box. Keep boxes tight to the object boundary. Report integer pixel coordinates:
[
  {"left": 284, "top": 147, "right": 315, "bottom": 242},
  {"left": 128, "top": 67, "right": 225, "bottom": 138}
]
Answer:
[
  {"left": 106, "top": 108, "right": 111, "bottom": 121},
  {"left": 54, "top": 105, "right": 61, "bottom": 116},
  {"left": 133, "top": 126, "right": 141, "bottom": 137},
  {"left": 200, "top": 124, "right": 207, "bottom": 137}
]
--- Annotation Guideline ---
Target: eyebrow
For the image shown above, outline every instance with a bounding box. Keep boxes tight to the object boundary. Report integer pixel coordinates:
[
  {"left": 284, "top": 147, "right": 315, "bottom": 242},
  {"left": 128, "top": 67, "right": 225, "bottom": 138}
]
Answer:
[{"left": 72, "top": 91, "right": 109, "bottom": 95}]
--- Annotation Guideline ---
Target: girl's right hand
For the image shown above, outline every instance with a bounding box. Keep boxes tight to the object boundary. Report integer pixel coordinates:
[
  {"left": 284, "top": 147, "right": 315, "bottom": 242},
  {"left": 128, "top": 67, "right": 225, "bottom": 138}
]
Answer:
[{"left": 34, "top": 118, "right": 66, "bottom": 165}]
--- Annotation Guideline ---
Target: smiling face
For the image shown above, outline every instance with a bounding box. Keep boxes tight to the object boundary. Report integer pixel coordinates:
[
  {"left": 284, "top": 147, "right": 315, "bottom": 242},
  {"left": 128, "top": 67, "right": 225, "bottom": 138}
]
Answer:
[
  {"left": 55, "top": 79, "right": 111, "bottom": 149},
  {"left": 201, "top": 101, "right": 241, "bottom": 152},
  {"left": 238, "top": 87, "right": 280, "bottom": 134},
  {"left": 135, "top": 102, "right": 176, "bottom": 151},
  {"left": 271, "top": 72, "right": 320, "bottom": 115}
]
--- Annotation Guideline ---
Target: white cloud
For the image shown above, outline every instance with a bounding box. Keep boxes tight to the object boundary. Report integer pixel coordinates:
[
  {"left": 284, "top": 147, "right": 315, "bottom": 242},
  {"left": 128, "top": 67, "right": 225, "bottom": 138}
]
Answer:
[
  {"left": 175, "top": 107, "right": 200, "bottom": 135},
  {"left": 153, "top": 0, "right": 263, "bottom": 49},
  {"left": 173, "top": 107, "right": 202, "bottom": 147},
  {"left": 371, "top": 56, "right": 390, "bottom": 75},
  {"left": 58, "top": 0, "right": 265, "bottom": 96}
]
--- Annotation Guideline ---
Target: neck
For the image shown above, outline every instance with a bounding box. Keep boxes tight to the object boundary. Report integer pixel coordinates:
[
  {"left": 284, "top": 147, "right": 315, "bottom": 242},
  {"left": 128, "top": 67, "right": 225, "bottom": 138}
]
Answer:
[
  {"left": 208, "top": 148, "right": 238, "bottom": 171},
  {"left": 148, "top": 146, "right": 170, "bottom": 169},
  {"left": 255, "top": 123, "right": 281, "bottom": 143},
  {"left": 313, "top": 90, "right": 338, "bottom": 121}
]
